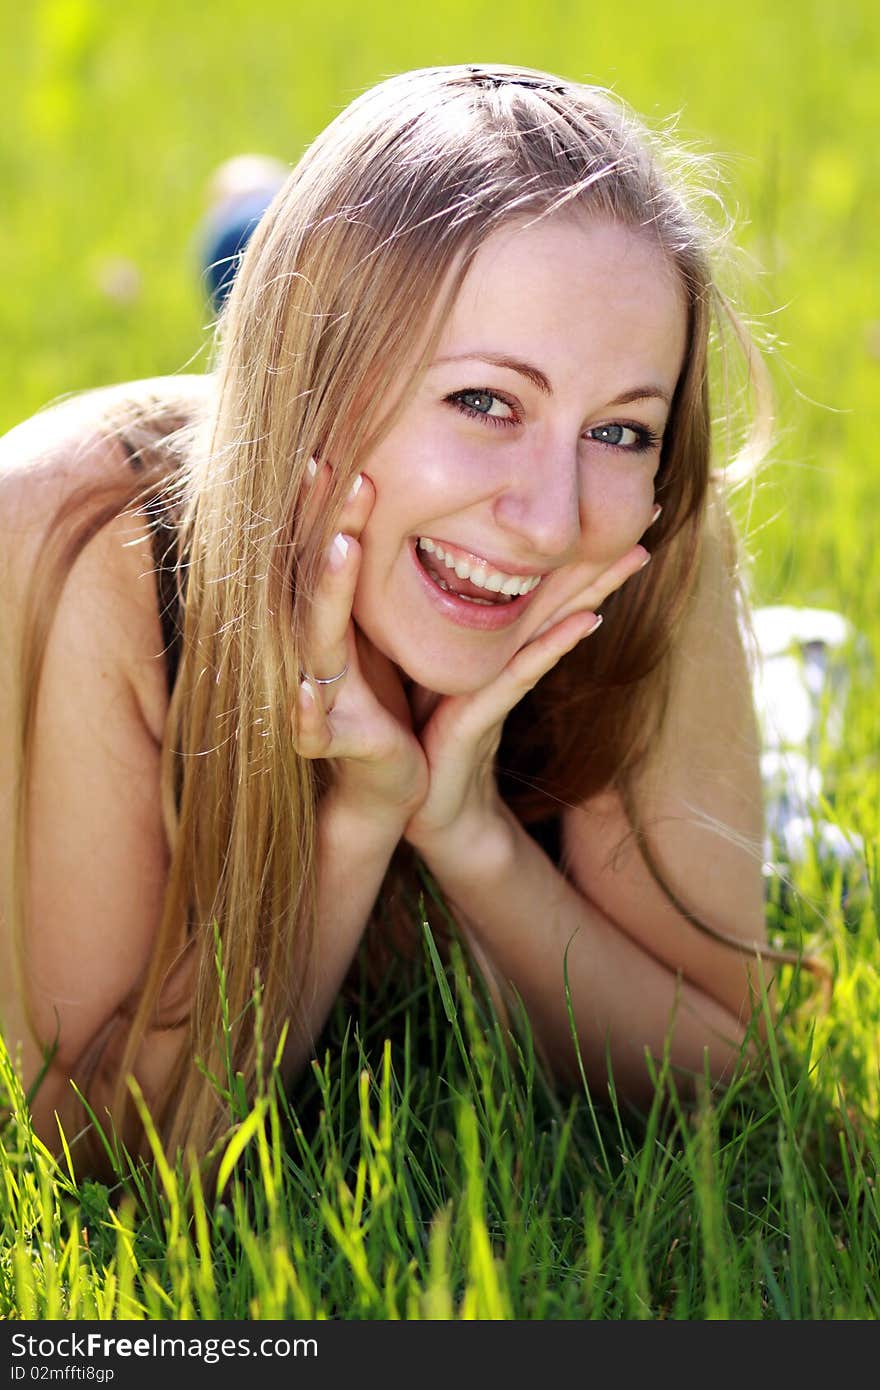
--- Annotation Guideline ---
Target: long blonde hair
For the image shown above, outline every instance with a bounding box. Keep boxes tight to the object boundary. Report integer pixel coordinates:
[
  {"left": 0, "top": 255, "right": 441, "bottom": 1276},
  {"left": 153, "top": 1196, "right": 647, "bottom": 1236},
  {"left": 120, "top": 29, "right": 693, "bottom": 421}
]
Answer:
[{"left": 13, "top": 64, "right": 792, "bottom": 1168}]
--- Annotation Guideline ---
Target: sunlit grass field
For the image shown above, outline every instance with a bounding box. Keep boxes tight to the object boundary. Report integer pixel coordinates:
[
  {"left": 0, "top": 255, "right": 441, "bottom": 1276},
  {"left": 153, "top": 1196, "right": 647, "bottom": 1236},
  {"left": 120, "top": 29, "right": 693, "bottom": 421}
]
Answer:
[{"left": 1, "top": 0, "right": 878, "bottom": 1320}]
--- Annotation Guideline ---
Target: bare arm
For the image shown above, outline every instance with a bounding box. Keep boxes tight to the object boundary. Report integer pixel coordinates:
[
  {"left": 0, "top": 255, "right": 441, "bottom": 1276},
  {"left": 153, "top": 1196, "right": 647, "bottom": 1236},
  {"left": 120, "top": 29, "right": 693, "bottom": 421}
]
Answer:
[
  {"left": 422, "top": 809, "right": 753, "bottom": 1100},
  {"left": 559, "top": 515, "right": 770, "bottom": 1027},
  {"left": 280, "top": 791, "right": 410, "bottom": 1078}
]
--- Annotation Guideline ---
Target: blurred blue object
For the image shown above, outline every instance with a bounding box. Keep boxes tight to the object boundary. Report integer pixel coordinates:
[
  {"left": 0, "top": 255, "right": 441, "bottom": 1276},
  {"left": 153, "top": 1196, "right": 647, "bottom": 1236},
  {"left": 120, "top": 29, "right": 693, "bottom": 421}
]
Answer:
[
  {"left": 200, "top": 190, "right": 278, "bottom": 311},
  {"left": 197, "top": 154, "right": 288, "bottom": 313}
]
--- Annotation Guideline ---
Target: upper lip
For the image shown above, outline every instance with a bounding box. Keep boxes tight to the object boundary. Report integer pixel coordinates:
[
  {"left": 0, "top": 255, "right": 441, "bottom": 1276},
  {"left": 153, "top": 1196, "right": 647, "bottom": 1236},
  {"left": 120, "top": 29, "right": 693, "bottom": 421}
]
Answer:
[{"left": 415, "top": 536, "right": 549, "bottom": 579}]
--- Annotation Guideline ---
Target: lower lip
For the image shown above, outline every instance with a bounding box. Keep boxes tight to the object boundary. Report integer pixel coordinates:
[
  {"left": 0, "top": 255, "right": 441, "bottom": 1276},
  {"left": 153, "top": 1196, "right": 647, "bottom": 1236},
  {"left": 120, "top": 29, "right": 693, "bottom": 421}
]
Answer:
[{"left": 409, "top": 540, "right": 542, "bottom": 632}]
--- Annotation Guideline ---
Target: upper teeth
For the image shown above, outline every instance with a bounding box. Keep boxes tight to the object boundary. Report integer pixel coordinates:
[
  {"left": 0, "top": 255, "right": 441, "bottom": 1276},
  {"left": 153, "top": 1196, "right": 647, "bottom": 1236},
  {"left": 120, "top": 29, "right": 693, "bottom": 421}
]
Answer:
[{"left": 417, "top": 538, "right": 543, "bottom": 596}]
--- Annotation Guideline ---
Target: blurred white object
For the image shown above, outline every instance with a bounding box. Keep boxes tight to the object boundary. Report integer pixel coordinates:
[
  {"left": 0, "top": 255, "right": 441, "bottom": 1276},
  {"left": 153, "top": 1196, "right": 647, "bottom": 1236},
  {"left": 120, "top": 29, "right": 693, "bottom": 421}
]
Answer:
[
  {"left": 752, "top": 606, "right": 853, "bottom": 758},
  {"left": 753, "top": 605, "right": 851, "bottom": 845},
  {"left": 752, "top": 605, "right": 868, "bottom": 914},
  {"left": 203, "top": 153, "right": 288, "bottom": 212}
]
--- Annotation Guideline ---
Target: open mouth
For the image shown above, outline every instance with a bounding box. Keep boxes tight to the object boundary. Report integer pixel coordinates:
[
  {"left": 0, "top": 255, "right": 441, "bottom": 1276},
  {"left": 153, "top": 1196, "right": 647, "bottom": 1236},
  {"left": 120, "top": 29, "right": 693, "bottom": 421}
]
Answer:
[{"left": 414, "top": 537, "right": 543, "bottom": 607}]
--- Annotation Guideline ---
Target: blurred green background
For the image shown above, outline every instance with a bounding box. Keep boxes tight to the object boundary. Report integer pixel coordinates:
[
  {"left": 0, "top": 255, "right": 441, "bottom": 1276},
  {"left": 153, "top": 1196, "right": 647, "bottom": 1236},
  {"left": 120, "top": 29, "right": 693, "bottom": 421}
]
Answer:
[{"left": 2, "top": 0, "right": 877, "bottom": 623}]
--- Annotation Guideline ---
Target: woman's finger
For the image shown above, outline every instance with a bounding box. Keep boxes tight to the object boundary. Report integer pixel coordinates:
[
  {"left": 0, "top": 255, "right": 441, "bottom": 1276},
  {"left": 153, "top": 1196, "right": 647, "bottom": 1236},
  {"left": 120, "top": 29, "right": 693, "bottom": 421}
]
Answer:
[
  {"left": 301, "top": 475, "right": 369, "bottom": 675},
  {"left": 301, "top": 464, "right": 373, "bottom": 542},
  {"left": 432, "top": 607, "right": 604, "bottom": 754},
  {"left": 573, "top": 542, "right": 650, "bottom": 609},
  {"left": 337, "top": 472, "right": 372, "bottom": 536},
  {"left": 303, "top": 531, "right": 359, "bottom": 690},
  {"left": 300, "top": 475, "right": 375, "bottom": 693},
  {"left": 530, "top": 544, "right": 649, "bottom": 640},
  {"left": 499, "top": 608, "right": 604, "bottom": 702},
  {"left": 297, "top": 456, "right": 332, "bottom": 538},
  {"left": 293, "top": 674, "right": 334, "bottom": 757}
]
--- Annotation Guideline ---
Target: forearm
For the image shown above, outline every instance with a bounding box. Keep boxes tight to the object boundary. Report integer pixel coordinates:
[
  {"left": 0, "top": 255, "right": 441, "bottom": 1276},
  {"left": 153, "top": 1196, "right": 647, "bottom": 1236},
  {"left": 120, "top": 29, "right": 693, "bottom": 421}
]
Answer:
[
  {"left": 24, "top": 1015, "right": 189, "bottom": 1168},
  {"left": 283, "top": 791, "right": 407, "bottom": 1077},
  {"left": 416, "top": 806, "right": 756, "bottom": 1103}
]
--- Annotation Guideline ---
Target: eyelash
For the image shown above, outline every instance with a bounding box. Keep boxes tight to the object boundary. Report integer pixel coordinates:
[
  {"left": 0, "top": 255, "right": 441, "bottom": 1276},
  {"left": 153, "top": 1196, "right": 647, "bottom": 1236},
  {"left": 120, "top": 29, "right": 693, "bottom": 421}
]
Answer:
[{"left": 446, "top": 389, "right": 662, "bottom": 454}]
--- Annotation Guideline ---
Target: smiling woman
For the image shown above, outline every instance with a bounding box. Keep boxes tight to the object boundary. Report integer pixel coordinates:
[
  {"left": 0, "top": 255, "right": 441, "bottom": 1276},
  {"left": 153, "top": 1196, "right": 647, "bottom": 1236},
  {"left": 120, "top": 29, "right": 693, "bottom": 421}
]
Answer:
[
  {"left": 351, "top": 217, "right": 683, "bottom": 690},
  {"left": 0, "top": 63, "right": 810, "bottom": 1177}
]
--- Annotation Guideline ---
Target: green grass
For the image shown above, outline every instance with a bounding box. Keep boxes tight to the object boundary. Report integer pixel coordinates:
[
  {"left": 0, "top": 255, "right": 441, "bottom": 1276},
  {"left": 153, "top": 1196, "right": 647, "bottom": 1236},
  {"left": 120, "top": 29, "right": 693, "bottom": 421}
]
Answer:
[
  {"left": 2, "top": 888, "right": 878, "bottom": 1320},
  {"left": 2, "top": 0, "right": 878, "bottom": 1321}
]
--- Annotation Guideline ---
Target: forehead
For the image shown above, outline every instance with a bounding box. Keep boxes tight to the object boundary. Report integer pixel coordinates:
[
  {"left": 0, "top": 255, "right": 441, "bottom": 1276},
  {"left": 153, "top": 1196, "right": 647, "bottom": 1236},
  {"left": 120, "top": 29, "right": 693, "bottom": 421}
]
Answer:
[{"left": 437, "top": 214, "right": 688, "bottom": 383}]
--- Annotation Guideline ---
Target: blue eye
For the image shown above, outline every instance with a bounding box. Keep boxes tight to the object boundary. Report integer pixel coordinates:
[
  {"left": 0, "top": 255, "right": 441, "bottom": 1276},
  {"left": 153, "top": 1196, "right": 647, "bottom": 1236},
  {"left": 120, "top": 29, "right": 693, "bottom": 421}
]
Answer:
[
  {"left": 448, "top": 389, "right": 517, "bottom": 424},
  {"left": 587, "top": 423, "right": 660, "bottom": 452}
]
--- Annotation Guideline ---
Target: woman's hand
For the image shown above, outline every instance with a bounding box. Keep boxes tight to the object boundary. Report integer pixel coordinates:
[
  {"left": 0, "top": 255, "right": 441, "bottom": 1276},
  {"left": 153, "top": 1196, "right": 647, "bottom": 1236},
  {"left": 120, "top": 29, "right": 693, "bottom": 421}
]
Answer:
[
  {"left": 292, "top": 467, "right": 429, "bottom": 823},
  {"left": 403, "top": 545, "right": 651, "bottom": 862}
]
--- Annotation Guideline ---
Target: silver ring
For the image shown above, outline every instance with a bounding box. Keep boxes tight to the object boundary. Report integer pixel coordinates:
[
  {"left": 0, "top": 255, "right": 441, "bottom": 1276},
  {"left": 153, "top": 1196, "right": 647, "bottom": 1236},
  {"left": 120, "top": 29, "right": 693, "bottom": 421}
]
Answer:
[{"left": 310, "top": 663, "right": 349, "bottom": 686}]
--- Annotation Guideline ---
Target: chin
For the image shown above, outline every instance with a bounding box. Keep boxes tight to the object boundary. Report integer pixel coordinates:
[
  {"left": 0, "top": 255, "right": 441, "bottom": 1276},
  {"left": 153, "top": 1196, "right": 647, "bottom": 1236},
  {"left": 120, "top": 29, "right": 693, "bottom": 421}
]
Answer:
[
  {"left": 389, "top": 642, "right": 506, "bottom": 699},
  {"left": 413, "top": 669, "right": 491, "bottom": 698}
]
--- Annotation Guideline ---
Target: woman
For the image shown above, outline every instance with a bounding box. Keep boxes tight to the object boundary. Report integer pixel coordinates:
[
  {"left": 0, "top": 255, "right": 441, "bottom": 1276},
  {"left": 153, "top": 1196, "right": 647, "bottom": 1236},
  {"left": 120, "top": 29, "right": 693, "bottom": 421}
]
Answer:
[{"left": 1, "top": 64, "right": 790, "bottom": 1174}]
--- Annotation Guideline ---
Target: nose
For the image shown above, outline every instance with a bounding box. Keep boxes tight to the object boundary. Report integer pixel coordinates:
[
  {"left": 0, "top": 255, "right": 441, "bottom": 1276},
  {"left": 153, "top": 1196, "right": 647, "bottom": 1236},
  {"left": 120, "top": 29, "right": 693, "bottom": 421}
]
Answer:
[{"left": 492, "top": 440, "right": 582, "bottom": 561}]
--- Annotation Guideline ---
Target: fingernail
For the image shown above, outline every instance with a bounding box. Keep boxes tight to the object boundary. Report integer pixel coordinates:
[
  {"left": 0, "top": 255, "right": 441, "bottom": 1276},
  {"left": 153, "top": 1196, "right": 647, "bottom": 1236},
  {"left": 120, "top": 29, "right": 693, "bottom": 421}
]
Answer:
[
  {"left": 650, "top": 503, "right": 663, "bottom": 526},
  {"left": 639, "top": 551, "right": 652, "bottom": 569},
  {"left": 348, "top": 473, "right": 363, "bottom": 499},
  {"left": 587, "top": 614, "right": 603, "bottom": 635},
  {"left": 306, "top": 456, "right": 318, "bottom": 482},
  {"left": 330, "top": 532, "right": 349, "bottom": 566}
]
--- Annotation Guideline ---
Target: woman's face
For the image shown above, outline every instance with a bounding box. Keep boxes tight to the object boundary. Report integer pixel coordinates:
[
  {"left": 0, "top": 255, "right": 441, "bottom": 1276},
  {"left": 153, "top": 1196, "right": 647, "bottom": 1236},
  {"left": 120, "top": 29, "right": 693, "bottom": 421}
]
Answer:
[{"left": 352, "top": 214, "right": 688, "bottom": 694}]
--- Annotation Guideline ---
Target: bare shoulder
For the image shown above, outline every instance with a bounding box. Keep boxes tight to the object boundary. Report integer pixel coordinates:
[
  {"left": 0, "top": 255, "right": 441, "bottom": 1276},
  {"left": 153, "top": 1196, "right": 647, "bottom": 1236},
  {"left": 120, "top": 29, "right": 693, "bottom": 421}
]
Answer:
[
  {"left": 561, "top": 500, "right": 768, "bottom": 1017},
  {"left": 1, "top": 374, "right": 209, "bottom": 739},
  {"left": 0, "top": 372, "right": 211, "bottom": 539},
  {"left": 0, "top": 372, "right": 211, "bottom": 510}
]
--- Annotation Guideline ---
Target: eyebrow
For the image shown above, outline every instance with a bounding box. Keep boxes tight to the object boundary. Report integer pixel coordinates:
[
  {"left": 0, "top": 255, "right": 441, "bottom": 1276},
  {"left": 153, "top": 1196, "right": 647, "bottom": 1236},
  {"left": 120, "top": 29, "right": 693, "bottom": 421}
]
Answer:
[{"left": 433, "top": 352, "right": 672, "bottom": 407}]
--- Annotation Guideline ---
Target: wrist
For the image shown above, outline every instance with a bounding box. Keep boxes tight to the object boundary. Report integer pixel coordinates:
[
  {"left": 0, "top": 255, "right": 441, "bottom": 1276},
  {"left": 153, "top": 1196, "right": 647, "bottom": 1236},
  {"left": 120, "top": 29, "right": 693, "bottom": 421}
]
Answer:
[
  {"left": 324, "top": 742, "right": 428, "bottom": 828},
  {"left": 319, "top": 784, "right": 413, "bottom": 851},
  {"left": 406, "top": 800, "right": 519, "bottom": 884}
]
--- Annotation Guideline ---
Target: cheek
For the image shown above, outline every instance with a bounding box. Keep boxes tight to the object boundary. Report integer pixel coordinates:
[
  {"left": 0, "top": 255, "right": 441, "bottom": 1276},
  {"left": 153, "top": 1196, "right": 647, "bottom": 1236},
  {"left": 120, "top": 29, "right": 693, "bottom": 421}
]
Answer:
[
  {"left": 579, "top": 462, "right": 656, "bottom": 559},
  {"left": 364, "top": 409, "right": 496, "bottom": 515},
  {"left": 373, "top": 438, "right": 485, "bottom": 506}
]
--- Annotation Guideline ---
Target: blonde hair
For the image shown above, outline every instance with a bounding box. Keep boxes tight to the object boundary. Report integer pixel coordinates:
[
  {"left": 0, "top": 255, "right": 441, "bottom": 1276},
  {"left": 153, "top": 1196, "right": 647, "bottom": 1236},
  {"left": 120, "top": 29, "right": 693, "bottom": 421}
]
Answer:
[{"left": 12, "top": 64, "right": 804, "bottom": 1170}]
